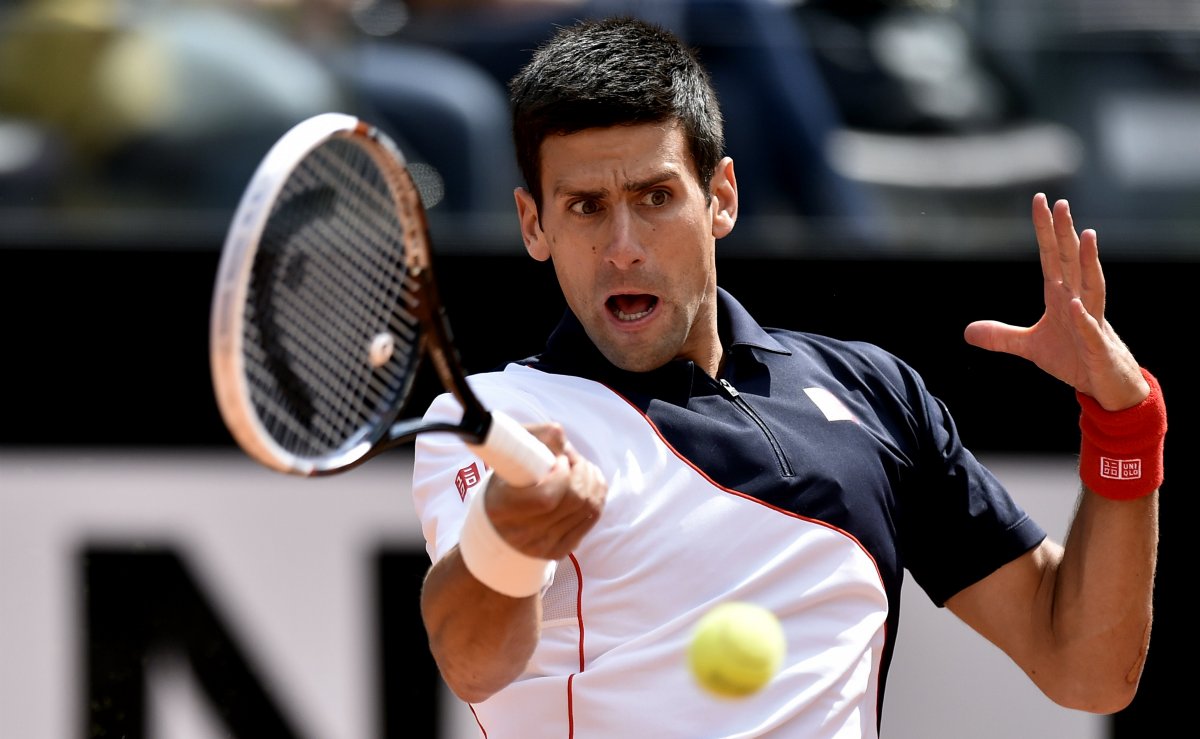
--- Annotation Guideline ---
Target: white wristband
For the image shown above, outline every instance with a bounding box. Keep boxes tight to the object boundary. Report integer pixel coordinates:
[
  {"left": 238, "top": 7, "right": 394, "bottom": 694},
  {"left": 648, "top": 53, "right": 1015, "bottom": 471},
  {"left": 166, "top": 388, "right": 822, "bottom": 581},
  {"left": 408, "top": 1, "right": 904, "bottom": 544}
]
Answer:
[{"left": 458, "top": 482, "right": 555, "bottom": 598}]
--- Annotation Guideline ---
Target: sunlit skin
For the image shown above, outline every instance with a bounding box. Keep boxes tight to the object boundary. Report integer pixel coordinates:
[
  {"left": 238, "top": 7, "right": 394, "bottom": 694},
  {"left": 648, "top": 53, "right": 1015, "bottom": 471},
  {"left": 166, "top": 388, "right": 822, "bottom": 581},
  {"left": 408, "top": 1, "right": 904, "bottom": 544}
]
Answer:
[{"left": 514, "top": 122, "right": 738, "bottom": 377}]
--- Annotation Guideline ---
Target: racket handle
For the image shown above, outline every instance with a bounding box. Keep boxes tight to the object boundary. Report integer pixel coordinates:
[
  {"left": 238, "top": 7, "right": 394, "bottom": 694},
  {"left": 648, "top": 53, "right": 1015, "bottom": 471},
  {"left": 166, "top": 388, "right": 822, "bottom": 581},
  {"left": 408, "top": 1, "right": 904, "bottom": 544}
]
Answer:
[{"left": 471, "top": 410, "right": 557, "bottom": 487}]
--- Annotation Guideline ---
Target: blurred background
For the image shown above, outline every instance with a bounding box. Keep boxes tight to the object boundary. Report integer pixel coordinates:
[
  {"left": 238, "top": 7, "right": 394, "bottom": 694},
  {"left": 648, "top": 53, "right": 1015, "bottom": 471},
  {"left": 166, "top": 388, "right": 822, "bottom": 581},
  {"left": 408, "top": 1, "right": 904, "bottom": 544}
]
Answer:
[{"left": 1, "top": 0, "right": 1193, "bottom": 737}]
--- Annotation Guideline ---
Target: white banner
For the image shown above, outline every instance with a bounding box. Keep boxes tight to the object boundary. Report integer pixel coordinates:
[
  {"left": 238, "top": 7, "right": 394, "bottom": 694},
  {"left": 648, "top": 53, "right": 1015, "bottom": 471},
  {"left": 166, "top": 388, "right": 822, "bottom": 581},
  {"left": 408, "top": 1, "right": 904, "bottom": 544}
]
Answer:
[{"left": 0, "top": 449, "right": 1100, "bottom": 739}]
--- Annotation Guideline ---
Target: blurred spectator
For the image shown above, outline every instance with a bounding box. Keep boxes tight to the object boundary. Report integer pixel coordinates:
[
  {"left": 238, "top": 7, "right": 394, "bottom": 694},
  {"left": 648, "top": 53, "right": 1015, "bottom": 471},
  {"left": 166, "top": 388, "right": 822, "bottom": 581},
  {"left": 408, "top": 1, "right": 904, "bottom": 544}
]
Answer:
[
  {"left": 0, "top": 0, "right": 351, "bottom": 207},
  {"left": 244, "top": 0, "right": 527, "bottom": 216},
  {"left": 397, "top": 0, "right": 885, "bottom": 245},
  {"left": 793, "top": 0, "right": 1029, "bottom": 134},
  {"left": 0, "top": 0, "right": 528, "bottom": 219}
]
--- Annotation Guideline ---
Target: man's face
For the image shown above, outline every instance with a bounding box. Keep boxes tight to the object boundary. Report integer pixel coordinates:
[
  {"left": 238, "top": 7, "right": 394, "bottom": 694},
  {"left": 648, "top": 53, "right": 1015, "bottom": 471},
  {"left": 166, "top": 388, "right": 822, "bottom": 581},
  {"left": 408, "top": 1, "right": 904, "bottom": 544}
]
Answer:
[{"left": 515, "top": 122, "right": 737, "bottom": 374}]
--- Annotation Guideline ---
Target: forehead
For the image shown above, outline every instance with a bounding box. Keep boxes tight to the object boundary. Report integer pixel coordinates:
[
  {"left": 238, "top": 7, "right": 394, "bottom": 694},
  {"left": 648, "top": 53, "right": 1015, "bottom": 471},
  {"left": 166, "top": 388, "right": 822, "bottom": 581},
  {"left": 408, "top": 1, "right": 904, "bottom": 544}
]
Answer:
[{"left": 539, "top": 122, "right": 695, "bottom": 190}]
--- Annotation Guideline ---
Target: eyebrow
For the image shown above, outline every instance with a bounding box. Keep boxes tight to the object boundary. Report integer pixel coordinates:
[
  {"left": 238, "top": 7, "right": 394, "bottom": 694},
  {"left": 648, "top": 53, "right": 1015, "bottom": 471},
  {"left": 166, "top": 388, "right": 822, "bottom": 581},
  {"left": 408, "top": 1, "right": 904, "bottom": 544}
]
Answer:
[
  {"left": 553, "top": 167, "right": 681, "bottom": 200},
  {"left": 625, "top": 168, "right": 680, "bottom": 193}
]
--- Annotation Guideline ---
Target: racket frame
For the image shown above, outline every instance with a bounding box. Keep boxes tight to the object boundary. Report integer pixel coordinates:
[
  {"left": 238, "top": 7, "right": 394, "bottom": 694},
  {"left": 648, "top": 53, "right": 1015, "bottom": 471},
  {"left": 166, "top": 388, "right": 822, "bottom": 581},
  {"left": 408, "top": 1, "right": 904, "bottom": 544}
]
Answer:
[{"left": 211, "top": 113, "right": 493, "bottom": 476}]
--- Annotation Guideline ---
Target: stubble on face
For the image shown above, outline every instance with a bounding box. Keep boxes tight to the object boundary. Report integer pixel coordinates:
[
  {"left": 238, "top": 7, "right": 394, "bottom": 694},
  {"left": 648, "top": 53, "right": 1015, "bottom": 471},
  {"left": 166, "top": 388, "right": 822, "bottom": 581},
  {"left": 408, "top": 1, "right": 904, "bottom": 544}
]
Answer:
[{"left": 536, "top": 123, "right": 722, "bottom": 375}]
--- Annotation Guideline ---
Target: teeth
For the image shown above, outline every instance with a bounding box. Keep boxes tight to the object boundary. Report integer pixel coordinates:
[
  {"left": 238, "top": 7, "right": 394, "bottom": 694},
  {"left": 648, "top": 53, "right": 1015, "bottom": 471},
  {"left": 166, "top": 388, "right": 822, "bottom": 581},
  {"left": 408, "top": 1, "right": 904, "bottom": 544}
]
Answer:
[{"left": 615, "top": 307, "right": 651, "bottom": 321}]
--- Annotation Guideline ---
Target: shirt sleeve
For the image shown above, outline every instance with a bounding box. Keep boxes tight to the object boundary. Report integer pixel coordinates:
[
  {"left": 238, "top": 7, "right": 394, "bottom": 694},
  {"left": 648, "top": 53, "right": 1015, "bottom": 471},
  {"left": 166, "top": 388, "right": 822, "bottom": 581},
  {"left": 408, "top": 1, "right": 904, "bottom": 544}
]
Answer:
[
  {"left": 410, "top": 372, "right": 554, "bottom": 565},
  {"left": 898, "top": 368, "right": 1048, "bottom": 606}
]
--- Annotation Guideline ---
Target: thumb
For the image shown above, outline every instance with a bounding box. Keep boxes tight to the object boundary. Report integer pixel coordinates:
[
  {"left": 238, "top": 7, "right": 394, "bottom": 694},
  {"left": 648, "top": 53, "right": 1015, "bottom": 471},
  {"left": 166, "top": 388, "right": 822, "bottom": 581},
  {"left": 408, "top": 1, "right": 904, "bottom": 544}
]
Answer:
[
  {"left": 523, "top": 422, "right": 567, "bottom": 457},
  {"left": 963, "top": 319, "right": 1022, "bottom": 354}
]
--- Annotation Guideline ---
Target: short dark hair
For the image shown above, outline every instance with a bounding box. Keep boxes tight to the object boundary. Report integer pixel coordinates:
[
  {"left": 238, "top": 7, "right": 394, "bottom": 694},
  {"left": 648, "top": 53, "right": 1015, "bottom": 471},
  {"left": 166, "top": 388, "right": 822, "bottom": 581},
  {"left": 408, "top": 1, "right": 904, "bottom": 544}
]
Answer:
[{"left": 509, "top": 16, "right": 725, "bottom": 209}]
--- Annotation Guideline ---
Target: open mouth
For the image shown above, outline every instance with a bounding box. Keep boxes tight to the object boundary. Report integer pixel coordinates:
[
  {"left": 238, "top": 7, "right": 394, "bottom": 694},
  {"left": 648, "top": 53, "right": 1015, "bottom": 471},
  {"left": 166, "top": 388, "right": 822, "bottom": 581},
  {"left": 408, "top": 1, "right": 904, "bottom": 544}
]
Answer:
[{"left": 606, "top": 294, "right": 658, "bottom": 322}]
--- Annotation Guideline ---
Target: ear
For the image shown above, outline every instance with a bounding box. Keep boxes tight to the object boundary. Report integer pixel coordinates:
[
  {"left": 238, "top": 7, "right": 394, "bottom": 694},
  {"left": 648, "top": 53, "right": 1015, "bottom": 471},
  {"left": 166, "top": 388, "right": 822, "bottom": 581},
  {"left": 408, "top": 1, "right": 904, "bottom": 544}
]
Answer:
[
  {"left": 709, "top": 157, "right": 738, "bottom": 240},
  {"left": 514, "top": 187, "right": 550, "bottom": 261}
]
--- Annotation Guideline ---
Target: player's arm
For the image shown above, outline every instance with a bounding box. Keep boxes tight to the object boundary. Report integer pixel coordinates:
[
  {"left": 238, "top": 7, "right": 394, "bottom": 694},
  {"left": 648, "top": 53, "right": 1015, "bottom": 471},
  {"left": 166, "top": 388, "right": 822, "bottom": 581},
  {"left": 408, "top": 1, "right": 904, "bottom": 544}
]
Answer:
[
  {"left": 420, "top": 545, "right": 542, "bottom": 704},
  {"left": 946, "top": 487, "right": 1157, "bottom": 712},
  {"left": 952, "top": 193, "right": 1164, "bottom": 712},
  {"left": 420, "top": 424, "right": 607, "bottom": 703}
]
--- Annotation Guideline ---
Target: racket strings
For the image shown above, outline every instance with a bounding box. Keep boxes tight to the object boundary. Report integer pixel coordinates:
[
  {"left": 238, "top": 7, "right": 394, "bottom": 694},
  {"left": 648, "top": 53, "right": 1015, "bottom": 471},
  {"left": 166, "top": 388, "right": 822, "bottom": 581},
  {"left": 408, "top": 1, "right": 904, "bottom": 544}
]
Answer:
[
  {"left": 271, "top": 213, "right": 411, "bottom": 438},
  {"left": 290, "top": 144, "right": 417, "bottom": 440},
  {"left": 246, "top": 261, "right": 383, "bottom": 447},
  {"left": 243, "top": 137, "right": 423, "bottom": 459},
  {"left": 249, "top": 220, "right": 407, "bottom": 453}
]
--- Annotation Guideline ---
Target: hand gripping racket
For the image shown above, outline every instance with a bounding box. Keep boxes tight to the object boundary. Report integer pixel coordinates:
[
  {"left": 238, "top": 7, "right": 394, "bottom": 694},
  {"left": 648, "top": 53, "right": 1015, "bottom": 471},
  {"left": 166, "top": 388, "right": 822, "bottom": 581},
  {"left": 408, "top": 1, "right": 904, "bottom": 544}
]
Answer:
[{"left": 209, "top": 112, "right": 555, "bottom": 484}]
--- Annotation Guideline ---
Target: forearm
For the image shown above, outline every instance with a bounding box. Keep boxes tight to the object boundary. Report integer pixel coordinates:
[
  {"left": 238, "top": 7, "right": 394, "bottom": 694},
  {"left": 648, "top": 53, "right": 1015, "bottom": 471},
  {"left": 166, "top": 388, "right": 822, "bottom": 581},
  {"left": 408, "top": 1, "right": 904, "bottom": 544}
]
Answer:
[
  {"left": 420, "top": 548, "right": 542, "bottom": 703},
  {"left": 415, "top": 426, "right": 604, "bottom": 704},
  {"left": 1043, "top": 488, "right": 1158, "bottom": 712}
]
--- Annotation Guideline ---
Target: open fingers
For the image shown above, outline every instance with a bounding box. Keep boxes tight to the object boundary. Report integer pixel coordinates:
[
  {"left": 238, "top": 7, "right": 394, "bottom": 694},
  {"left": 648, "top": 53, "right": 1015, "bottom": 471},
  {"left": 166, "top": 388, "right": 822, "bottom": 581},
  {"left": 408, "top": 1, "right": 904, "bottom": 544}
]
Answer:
[
  {"left": 1078, "top": 227, "right": 1106, "bottom": 319},
  {"left": 1032, "top": 193, "right": 1060, "bottom": 284},
  {"left": 1052, "top": 198, "right": 1082, "bottom": 294}
]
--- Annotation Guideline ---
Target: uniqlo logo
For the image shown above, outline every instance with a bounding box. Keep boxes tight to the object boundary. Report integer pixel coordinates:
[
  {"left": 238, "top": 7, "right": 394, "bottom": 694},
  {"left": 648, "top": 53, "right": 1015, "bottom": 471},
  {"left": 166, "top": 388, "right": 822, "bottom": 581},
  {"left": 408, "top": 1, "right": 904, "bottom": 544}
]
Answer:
[
  {"left": 455, "top": 462, "right": 482, "bottom": 500},
  {"left": 1099, "top": 456, "right": 1141, "bottom": 480}
]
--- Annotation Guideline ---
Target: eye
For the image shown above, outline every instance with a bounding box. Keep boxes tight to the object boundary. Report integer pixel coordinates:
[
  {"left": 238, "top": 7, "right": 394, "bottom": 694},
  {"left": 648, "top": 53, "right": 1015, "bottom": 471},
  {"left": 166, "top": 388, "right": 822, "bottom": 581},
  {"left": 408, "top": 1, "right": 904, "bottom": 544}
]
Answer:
[
  {"left": 642, "top": 189, "right": 670, "bottom": 207},
  {"left": 569, "top": 199, "right": 601, "bottom": 215}
]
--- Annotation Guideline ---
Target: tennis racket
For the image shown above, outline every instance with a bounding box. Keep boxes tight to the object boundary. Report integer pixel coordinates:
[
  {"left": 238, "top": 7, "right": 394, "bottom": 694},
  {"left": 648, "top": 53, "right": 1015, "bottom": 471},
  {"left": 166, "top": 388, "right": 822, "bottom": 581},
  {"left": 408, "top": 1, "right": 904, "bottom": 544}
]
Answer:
[{"left": 209, "top": 112, "right": 555, "bottom": 485}]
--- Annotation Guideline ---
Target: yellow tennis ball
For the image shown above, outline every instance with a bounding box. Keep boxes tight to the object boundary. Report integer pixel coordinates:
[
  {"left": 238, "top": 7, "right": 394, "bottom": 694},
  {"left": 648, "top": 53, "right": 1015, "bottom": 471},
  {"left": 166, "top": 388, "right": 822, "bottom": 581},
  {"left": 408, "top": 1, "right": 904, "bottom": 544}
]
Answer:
[{"left": 688, "top": 601, "right": 786, "bottom": 698}]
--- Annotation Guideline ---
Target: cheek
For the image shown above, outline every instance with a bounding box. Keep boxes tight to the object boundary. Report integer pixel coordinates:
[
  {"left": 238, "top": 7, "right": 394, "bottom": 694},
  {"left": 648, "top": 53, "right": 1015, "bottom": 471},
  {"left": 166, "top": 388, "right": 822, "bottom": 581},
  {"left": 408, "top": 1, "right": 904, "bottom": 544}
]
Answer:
[{"left": 552, "top": 263, "right": 591, "bottom": 309}]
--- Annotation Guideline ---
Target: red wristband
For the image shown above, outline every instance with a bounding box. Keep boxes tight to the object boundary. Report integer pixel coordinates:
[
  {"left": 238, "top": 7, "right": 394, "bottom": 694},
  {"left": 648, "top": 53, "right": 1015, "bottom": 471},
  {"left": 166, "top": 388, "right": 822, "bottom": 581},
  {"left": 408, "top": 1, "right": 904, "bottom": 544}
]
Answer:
[{"left": 1077, "top": 368, "right": 1166, "bottom": 501}]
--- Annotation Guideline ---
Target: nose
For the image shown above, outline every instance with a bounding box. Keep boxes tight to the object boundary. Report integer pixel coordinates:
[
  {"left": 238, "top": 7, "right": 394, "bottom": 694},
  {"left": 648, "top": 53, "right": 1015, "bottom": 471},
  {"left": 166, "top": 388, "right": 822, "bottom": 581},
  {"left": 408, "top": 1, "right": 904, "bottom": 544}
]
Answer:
[{"left": 604, "top": 204, "right": 645, "bottom": 270}]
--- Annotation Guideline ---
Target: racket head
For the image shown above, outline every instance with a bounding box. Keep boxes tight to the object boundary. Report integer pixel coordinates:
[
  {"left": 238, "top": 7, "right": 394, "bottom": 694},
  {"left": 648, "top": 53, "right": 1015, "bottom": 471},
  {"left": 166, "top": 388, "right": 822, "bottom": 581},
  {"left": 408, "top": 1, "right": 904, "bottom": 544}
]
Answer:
[{"left": 210, "top": 113, "right": 440, "bottom": 476}]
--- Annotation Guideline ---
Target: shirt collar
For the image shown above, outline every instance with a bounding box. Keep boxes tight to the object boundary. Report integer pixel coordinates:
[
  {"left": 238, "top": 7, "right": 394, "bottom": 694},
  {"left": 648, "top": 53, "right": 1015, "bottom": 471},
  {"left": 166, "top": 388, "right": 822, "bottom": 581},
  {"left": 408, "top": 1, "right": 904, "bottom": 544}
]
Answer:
[
  {"left": 719, "top": 287, "right": 790, "bottom": 356},
  {"left": 534, "top": 287, "right": 790, "bottom": 392}
]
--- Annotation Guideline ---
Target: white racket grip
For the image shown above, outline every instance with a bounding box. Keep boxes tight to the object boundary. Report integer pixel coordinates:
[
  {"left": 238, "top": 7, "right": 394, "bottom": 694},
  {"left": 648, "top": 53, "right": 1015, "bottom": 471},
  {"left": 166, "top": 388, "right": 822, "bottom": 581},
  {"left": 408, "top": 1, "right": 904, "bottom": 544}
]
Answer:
[{"left": 469, "top": 409, "right": 557, "bottom": 488}]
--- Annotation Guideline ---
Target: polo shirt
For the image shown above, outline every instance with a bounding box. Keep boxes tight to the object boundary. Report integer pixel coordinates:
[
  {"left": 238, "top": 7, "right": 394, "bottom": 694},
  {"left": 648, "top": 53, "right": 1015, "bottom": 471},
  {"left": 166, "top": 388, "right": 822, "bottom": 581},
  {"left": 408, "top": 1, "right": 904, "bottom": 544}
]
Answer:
[{"left": 412, "top": 287, "right": 1045, "bottom": 738}]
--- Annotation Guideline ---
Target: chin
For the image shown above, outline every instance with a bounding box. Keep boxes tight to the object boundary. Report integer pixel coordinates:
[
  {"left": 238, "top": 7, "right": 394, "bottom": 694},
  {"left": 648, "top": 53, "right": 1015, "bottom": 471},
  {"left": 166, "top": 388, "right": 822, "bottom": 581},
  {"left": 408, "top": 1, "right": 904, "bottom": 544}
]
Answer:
[{"left": 599, "top": 345, "right": 673, "bottom": 373}]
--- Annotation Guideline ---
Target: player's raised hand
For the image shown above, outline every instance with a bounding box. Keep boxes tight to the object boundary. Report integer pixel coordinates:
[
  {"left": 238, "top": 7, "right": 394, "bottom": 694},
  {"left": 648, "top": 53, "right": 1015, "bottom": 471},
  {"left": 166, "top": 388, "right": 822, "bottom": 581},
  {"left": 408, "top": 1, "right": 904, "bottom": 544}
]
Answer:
[
  {"left": 963, "top": 193, "right": 1148, "bottom": 409},
  {"left": 483, "top": 423, "right": 608, "bottom": 561}
]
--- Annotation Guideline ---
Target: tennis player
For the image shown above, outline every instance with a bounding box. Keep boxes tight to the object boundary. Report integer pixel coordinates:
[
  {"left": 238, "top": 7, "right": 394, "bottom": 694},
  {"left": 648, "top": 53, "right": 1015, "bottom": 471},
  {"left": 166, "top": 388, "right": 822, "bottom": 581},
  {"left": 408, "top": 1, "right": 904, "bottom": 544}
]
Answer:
[{"left": 411, "top": 16, "right": 1164, "bottom": 738}]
